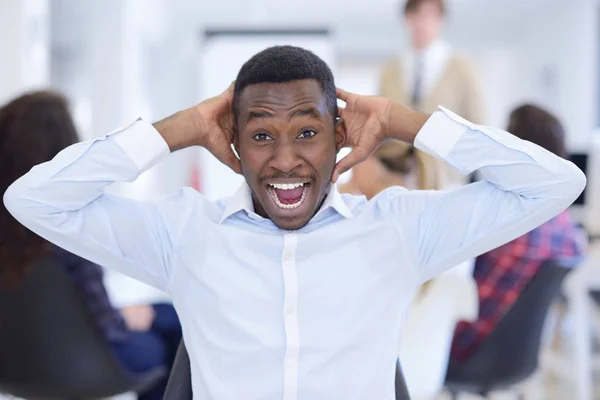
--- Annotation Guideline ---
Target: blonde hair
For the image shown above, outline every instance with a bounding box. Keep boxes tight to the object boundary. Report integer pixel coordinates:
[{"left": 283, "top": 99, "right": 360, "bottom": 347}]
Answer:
[{"left": 373, "top": 140, "right": 442, "bottom": 190}]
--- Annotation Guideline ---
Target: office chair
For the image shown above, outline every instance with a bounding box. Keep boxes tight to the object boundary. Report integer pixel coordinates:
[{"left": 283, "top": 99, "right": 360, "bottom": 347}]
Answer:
[
  {"left": 0, "top": 259, "right": 165, "bottom": 399},
  {"left": 444, "top": 260, "right": 572, "bottom": 399},
  {"left": 163, "top": 340, "right": 411, "bottom": 399}
]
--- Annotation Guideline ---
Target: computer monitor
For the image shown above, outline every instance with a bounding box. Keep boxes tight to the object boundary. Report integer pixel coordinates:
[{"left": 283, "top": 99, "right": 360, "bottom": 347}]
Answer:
[
  {"left": 569, "top": 152, "right": 587, "bottom": 206},
  {"left": 580, "top": 134, "right": 600, "bottom": 238}
]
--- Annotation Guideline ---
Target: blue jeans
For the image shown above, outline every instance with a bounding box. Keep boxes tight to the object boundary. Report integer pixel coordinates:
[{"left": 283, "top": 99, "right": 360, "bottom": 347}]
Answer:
[{"left": 111, "top": 303, "right": 182, "bottom": 400}]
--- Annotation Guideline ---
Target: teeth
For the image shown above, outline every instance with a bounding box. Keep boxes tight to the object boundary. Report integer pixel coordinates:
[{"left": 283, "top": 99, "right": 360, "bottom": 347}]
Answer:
[
  {"left": 267, "top": 185, "right": 308, "bottom": 209},
  {"left": 269, "top": 182, "right": 305, "bottom": 190}
]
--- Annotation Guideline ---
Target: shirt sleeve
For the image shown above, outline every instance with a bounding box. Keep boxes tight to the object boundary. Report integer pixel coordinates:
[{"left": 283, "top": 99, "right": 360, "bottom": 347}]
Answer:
[
  {"left": 3, "top": 119, "right": 177, "bottom": 291},
  {"left": 381, "top": 106, "right": 586, "bottom": 283}
]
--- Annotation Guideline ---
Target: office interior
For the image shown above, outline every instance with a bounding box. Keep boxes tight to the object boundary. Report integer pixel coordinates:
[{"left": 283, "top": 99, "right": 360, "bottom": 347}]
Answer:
[{"left": 1, "top": 0, "right": 600, "bottom": 399}]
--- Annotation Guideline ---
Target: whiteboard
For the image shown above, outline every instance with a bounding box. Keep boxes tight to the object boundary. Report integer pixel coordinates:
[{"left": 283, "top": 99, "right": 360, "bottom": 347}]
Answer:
[{"left": 198, "top": 32, "right": 340, "bottom": 201}]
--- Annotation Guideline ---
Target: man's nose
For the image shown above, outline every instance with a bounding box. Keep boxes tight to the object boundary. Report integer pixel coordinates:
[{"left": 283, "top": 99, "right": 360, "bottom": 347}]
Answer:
[{"left": 270, "top": 140, "right": 302, "bottom": 173}]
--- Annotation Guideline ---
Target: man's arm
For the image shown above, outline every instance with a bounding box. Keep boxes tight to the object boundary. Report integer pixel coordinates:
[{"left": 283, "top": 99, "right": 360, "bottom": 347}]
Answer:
[
  {"left": 3, "top": 85, "right": 238, "bottom": 290},
  {"left": 3, "top": 119, "right": 176, "bottom": 290},
  {"left": 383, "top": 106, "right": 586, "bottom": 283}
]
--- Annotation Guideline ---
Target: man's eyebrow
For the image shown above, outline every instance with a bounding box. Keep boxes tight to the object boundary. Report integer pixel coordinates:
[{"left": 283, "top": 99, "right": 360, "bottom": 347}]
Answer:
[
  {"left": 288, "top": 107, "right": 322, "bottom": 121},
  {"left": 246, "top": 110, "right": 273, "bottom": 123}
]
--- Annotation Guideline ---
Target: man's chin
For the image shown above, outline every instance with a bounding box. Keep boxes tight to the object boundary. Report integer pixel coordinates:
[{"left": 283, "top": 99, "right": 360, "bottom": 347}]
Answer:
[
  {"left": 256, "top": 193, "right": 316, "bottom": 231},
  {"left": 264, "top": 201, "right": 315, "bottom": 231},
  {"left": 269, "top": 214, "right": 312, "bottom": 231}
]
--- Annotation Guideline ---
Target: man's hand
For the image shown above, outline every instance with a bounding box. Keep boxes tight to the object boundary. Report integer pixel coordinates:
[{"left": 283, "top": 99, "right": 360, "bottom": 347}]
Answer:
[
  {"left": 120, "top": 304, "right": 156, "bottom": 332},
  {"left": 194, "top": 83, "right": 241, "bottom": 174},
  {"left": 333, "top": 88, "right": 430, "bottom": 183},
  {"left": 153, "top": 83, "right": 241, "bottom": 174}
]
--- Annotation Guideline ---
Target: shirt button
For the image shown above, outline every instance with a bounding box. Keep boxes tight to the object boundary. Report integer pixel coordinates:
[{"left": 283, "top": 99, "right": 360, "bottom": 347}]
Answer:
[
  {"left": 287, "top": 359, "right": 295, "bottom": 367},
  {"left": 286, "top": 308, "right": 294, "bottom": 314},
  {"left": 284, "top": 253, "right": 292, "bottom": 261}
]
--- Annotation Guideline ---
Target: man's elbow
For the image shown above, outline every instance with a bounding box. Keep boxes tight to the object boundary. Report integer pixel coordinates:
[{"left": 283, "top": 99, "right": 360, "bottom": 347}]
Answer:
[
  {"left": 563, "top": 162, "right": 587, "bottom": 205},
  {"left": 2, "top": 178, "right": 37, "bottom": 224},
  {"left": 3, "top": 180, "right": 24, "bottom": 219}
]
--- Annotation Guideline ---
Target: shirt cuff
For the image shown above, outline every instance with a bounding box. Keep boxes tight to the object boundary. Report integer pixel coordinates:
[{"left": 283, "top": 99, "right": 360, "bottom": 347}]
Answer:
[
  {"left": 413, "top": 106, "right": 473, "bottom": 160},
  {"left": 110, "top": 119, "right": 171, "bottom": 172}
]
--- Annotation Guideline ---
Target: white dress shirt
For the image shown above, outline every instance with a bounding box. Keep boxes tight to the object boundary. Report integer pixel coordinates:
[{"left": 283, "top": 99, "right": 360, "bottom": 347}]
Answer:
[
  {"left": 401, "top": 40, "right": 453, "bottom": 103},
  {"left": 4, "top": 107, "right": 585, "bottom": 399}
]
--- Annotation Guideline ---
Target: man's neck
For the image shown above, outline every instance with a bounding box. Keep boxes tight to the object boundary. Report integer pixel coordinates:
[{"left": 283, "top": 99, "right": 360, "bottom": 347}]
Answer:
[{"left": 412, "top": 38, "right": 438, "bottom": 54}]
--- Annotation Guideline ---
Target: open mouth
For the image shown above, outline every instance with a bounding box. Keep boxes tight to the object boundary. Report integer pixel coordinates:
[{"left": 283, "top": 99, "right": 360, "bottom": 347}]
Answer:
[{"left": 267, "top": 182, "right": 311, "bottom": 210}]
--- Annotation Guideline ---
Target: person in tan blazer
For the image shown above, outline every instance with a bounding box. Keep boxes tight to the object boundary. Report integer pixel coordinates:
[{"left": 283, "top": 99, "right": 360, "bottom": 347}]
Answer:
[{"left": 381, "top": 0, "right": 486, "bottom": 187}]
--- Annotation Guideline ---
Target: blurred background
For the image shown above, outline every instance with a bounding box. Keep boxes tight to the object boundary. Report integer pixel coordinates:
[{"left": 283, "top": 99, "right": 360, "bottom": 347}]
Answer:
[
  {"left": 2, "top": 0, "right": 597, "bottom": 200},
  {"left": 1, "top": 0, "right": 600, "bottom": 399}
]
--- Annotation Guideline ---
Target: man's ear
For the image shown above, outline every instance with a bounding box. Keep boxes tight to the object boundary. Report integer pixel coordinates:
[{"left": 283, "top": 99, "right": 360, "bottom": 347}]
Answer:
[{"left": 334, "top": 117, "right": 347, "bottom": 153}]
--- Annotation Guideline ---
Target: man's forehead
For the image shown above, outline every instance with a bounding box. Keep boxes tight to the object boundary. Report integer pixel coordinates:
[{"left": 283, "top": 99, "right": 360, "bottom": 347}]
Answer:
[{"left": 240, "top": 80, "right": 326, "bottom": 110}]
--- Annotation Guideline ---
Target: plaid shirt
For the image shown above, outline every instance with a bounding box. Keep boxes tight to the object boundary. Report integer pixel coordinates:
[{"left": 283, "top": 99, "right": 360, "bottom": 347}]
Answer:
[
  {"left": 450, "top": 210, "right": 586, "bottom": 362},
  {"left": 51, "top": 245, "right": 128, "bottom": 342}
]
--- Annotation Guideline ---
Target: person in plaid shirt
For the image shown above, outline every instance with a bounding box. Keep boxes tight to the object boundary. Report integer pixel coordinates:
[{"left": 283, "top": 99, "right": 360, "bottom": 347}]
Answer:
[{"left": 450, "top": 104, "right": 587, "bottom": 362}]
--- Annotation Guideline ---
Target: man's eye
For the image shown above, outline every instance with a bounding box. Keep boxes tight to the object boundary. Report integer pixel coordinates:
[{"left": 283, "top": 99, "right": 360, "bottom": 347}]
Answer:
[
  {"left": 297, "top": 130, "right": 317, "bottom": 139},
  {"left": 253, "top": 133, "right": 273, "bottom": 141}
]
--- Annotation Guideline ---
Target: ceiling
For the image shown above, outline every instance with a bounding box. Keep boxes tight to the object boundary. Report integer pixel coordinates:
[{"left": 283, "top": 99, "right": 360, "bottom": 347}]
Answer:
[
  {"left": 50, "top": 0, "right": 566, "bottom": 58},
  {"left": 183, "top": 0, "right": 563, "bottom": 56}
]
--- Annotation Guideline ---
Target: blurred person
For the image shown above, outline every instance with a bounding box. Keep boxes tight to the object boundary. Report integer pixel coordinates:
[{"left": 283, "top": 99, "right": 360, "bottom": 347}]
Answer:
[
  {"left": 4, "top": 46, "right": 585, "bottom": 399},
  {"left": 339, "top": 141, "right": 440, "bottom": 197},
  {"left": 449, "top": 104, "right": 587, "bottom": 363},
  {"left": 0, "top": 91, "right": 181, "bottom": 400},
  {"left": 380, "top": 0, "right": 486, "bottom": 187}
]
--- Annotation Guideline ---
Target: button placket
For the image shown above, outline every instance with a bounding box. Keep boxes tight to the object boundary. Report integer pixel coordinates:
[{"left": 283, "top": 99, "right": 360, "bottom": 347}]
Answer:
[{"left": 281, "top": 234, "right": 300, "bottom": 400}]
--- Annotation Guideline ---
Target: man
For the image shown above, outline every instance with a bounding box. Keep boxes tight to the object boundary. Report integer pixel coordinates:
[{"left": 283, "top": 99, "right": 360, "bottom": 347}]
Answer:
[
  {"left": 381, "top": 0, "right": 484, "bottom": 121},
  {"left": 380, "top": 0, "right": 486, "bottom": 187},
  {"left": 4, "top": 46, "right": 585, "bottom": 399}
]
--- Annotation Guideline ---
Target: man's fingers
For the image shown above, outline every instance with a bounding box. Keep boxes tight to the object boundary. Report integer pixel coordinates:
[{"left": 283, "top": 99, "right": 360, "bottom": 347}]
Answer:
[
  {"left": 331, "top": 146, "right": 369, "bottom": 183},
  {"left": 336, "top": 88, "right": 350, "bottom": 102}
]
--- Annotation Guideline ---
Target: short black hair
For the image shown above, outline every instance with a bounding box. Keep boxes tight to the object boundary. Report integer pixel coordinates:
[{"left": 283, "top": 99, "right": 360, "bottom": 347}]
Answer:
[{"left": 233, "top": 45, "right": 337, "bottom": 125}]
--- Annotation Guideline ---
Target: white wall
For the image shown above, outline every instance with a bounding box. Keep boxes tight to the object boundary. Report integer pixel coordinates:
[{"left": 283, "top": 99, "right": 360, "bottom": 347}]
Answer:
[
  {"left": 0, "top": 0, "right": 49, "bottom": 104},
  {"left": 512, "top": 0, "right": 597, "bottom": 150}
]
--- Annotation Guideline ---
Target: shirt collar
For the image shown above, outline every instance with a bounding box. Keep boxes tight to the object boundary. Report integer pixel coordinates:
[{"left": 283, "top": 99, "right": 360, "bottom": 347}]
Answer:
[{"left": 219, "top": 182, "right": 353, "bottom": 224}]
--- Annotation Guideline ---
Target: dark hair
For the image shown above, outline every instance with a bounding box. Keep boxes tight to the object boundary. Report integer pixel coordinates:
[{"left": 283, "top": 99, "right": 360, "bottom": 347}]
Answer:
[
  {"left": 403, "top": 0, "right": 446, "bottom": 15},
  {"left": 0, "top": 90, "right": 79, "bottom": 285},
  {"left": 374, "top": 141, "right": 441, "bottom": 190},
  {"left": 233, "top": 45, "right": 337, "bottom": 125},
  {"left": 378, "top": 145, "right": 415, "bottom": 174},
  {"left": 507, "top": 104, "right": 566, "bottom": 158}
]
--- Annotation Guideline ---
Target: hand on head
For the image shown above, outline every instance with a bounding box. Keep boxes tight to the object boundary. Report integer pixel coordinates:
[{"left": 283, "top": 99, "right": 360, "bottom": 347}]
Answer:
[
  {"left": 188, "top": 83, "right": 426, "bottom": 185},
  {"left": 194, "top": 82, "right": 241, "bottom": 174},
  {"left": 332, "top": 88, "right": 394, "bottom": 183}
]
